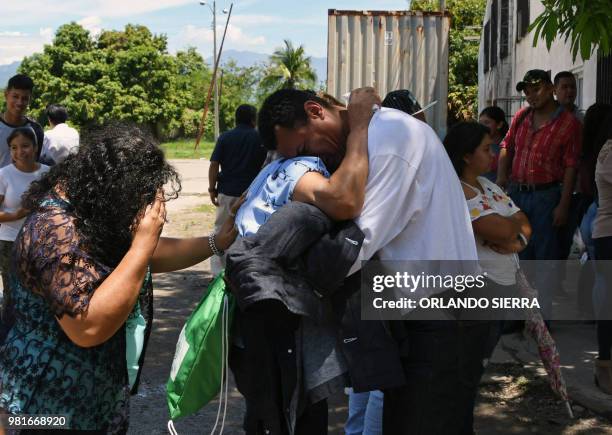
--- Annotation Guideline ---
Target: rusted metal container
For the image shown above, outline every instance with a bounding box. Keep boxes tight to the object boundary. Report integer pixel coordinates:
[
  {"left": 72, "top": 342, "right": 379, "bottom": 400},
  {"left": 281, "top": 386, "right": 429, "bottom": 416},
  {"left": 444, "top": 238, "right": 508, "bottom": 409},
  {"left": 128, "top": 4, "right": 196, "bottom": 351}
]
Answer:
[{"left": 327, "top": 9, "right": 450, "bottom": 135}]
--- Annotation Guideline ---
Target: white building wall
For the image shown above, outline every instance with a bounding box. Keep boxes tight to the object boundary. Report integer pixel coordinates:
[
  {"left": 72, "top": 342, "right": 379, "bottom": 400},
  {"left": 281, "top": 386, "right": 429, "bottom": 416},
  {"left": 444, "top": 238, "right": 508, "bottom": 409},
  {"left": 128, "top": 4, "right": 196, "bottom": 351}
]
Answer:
[{"left": 479, "top": 0, "right": 598, "bottom": 117}]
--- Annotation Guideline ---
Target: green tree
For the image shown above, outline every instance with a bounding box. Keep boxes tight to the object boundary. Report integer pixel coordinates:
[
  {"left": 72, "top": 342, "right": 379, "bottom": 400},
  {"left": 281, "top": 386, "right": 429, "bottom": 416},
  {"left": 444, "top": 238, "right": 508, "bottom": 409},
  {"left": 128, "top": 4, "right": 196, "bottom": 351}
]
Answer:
[
  {"left": 260, "top": 40, "right": 317, "bottom": 93},
  {"left": 18, "top": 23, "right": 189, "bottom": 138},
  {"left": 530, "top": 0, "right": 612, "bottom": 61},
  {"left": 17, "top": 22, "right": 266, "bottom": 140},
  {"left": 218, "top": 60, "right": 262, "bottom": 131},
  {"left": 412, "top": 0, "right": 485, "bottom": 124}
]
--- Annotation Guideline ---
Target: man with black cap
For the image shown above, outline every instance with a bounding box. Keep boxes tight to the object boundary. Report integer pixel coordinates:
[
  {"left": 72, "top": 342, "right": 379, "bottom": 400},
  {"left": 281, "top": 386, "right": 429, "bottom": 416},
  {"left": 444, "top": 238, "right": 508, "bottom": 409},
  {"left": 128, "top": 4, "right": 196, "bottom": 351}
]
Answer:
[{"left": 496, "top": 69, "right": 582, "bottom": 323}]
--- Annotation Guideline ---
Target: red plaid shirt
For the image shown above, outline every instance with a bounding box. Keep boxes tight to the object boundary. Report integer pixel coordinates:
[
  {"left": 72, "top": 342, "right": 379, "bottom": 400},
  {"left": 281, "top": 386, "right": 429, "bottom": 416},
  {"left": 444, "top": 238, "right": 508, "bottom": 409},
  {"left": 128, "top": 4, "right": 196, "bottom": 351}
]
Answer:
[{"left": 500, "top": 106, "right": 582, "bottom": 184}]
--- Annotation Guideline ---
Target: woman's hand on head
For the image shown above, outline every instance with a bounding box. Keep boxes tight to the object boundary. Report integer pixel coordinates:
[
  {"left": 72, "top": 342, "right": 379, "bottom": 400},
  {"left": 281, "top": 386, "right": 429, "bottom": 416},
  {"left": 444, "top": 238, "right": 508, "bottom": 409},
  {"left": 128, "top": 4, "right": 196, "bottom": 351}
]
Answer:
[
  {"left": 131, "top": 193, "right": 166, "bottom": 257},
  {"left": 215, "top": 193, "right": 245, "bottom": 250},
  {"left": 347, "top": 87, "right": 381, "bottom": 132}
]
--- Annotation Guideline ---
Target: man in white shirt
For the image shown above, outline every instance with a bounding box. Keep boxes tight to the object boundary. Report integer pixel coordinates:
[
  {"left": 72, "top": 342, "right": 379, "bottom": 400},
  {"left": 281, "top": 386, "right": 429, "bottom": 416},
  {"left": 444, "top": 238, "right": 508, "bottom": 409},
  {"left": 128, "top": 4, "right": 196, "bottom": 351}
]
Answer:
[
  {"left": 40, "top": 104, "right": 79, "bottom": 165},
  {"left": 257, "top": 88, "right": 480, "bottom": 434}
]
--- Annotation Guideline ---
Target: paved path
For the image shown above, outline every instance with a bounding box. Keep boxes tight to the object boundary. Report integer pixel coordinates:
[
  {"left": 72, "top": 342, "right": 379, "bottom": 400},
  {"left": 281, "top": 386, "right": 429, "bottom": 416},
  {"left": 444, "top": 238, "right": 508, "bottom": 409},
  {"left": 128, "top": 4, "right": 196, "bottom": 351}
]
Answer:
[{"left": 165, "top": 158, "right": 214, "bottom": 216}]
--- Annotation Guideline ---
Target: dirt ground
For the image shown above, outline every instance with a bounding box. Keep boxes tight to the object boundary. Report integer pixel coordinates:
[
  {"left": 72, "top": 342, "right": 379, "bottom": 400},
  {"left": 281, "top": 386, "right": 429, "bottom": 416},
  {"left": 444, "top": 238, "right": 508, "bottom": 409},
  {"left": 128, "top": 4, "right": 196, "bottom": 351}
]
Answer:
[{"left": 128, "top": 199, "right": 612, "bottom": 434}]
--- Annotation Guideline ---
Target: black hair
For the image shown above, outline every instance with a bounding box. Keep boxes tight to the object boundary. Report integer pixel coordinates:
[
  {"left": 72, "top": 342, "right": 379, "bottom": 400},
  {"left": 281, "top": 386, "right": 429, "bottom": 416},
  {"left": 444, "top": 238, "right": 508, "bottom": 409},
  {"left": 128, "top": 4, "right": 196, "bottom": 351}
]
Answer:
[
  {"left": 479, "top": 106, "right": 509, "bottom": 137},
  {"left": 23, "top": 122, "right": 181, "bottom": 267},
  {"left": 6, "top": 74, "right": 34, "bottom": 92},
  {"left": 554, "top": 71, "right": 576, "bottom": 86},
  {"left": 235, "top": 104, "right": 257, "bottom": 126},
  {"left": 7, "top": 126, "right": 37, "bottom": 149},
  {"left": 443, "top": 122, "right": 491, "bottom": 177},
  {"left": 382, "top": 89, "right": 422, "bottom": 115},
  {"left": 580, "top": 103, "right": 612, "bottom": 196},
  {"left": 46, "top": 104, "right": 69, "bottom": 125},
  {"left": 583, "top": 104, "right": 612, "bottom": 162},
  {"left": 258, "top": 89, "right": 331, "bottom": 150}
]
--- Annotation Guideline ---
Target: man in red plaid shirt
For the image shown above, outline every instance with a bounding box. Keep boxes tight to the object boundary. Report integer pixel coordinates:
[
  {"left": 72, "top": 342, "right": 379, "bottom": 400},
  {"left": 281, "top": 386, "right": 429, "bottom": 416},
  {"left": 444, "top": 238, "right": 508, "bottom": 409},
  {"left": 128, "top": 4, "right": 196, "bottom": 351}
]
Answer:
[{"left": 497, "top": 69, "right": 582, "bottom": 321}]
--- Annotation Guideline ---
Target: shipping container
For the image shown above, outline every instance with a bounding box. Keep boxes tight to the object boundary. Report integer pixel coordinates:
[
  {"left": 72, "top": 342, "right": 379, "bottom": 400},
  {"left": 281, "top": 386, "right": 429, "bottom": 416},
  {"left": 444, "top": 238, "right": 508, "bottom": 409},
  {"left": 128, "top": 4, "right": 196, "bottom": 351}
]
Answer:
[{"left": 327, "top": 9, "right": 450, "bottom": 136}]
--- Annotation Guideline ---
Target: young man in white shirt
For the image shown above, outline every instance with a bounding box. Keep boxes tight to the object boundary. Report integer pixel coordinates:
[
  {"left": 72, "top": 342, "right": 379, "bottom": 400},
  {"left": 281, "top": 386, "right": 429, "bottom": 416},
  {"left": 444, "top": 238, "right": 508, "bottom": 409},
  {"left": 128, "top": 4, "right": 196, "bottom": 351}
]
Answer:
[
  {"left": 257, "top": 88, "right": 480, "bottom": 434},
  {"left": 0, "top": 74, "right": 44, "bottom": 167},
  {"left": 40, "top": 104, "right": 79, "bottom": 165}
]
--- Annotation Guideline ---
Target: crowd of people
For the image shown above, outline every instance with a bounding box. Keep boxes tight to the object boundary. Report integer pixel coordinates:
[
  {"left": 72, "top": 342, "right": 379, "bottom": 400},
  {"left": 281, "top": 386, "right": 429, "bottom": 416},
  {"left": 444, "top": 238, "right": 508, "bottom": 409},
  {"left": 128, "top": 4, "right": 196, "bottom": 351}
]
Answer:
[{"left": 0, "top": 65, "right": 609, "bottom": 435}]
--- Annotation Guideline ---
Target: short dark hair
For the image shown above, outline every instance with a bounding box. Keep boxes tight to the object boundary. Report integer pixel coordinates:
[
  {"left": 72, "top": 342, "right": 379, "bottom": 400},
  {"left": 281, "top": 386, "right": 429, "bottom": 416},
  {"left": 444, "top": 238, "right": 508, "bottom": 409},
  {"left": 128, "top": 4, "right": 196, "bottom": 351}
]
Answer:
[
  {"left": 7, "top": 126, "right": 38, "bottom": 149},
  {"left": 382, "top": 89, "right": 422, "bottom": 115},
  {"left": 235, "top": 104, "right": 257, "bottom": 125},
  {"left": 479, "top": 106, "right": 509, "bottom": 137},
  {"left": 46, "top": 104, "right": 69, "bottom": 124},
  {"left": 258, "top": 89, "right": 331, "bottom": 150},
  {"left": 443, "top": 122, "right": 490, "bottom": 177},
  {"left": 554, "top": 71, "right": 576, "bottom": 86},
  {"left": 583, "top": 103, "right": 612, "bottom": 161},
  {"left": 6, "top": 74, "right": 34, "bottom": 92}
]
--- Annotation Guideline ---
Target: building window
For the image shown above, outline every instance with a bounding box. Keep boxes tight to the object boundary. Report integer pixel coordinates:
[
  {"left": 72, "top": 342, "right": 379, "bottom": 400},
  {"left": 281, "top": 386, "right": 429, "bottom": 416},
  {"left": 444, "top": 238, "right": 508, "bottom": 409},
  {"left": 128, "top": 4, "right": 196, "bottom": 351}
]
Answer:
[
  {"left": 576, "top": 73, "right": 584, "bottom": 110},
  {"left": 491, "top": 0, "right": 498, "bottom": 67},
  {"left": 597, "top": 53, "right": 612, "bottom": 104},
  {"left": 484, "top": 21, "right": 490, "bottom": 73},
  {"left": 500, "top": 0, "right": 509, "bottom": 58},
  {"left": 517, "top": 0, "right": 529, "bottom": 40}
]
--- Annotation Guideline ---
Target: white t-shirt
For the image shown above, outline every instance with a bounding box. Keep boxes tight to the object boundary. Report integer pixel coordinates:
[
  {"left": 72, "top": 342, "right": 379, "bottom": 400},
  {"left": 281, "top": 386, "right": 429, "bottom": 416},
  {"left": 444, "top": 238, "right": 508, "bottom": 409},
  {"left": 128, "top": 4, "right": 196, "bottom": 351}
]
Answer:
[
  {"left": 41, "top": 123, "right": 79, "bottom": 165},
  {"left": 0, "top": 163, "right": 50, "bottom": 241},
  {"left": 349, "top": 108, "right": 478, "bottom": 296},
  {"left": 464, "top": 176, "right": 520, "bottom": 285}
]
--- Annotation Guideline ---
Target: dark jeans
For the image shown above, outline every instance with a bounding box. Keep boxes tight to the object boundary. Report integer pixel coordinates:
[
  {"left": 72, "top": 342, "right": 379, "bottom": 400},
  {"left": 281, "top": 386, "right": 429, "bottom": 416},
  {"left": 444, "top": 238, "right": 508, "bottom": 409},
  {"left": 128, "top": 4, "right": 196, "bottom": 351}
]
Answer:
[
  {"left": 593, "top": 236, "right": 612, "bottom": 360},
  {"left": 509, "top": 185, "right": 561, "bottom": 319},
  {"left": 383, "top": 316, "right": 490, "bottom": 435},
  {"left": 558, "top": 193, "right": 592, "bottom": 261},
  {"left": 0, "top": 240, "right": 13, "bottom": 326}
]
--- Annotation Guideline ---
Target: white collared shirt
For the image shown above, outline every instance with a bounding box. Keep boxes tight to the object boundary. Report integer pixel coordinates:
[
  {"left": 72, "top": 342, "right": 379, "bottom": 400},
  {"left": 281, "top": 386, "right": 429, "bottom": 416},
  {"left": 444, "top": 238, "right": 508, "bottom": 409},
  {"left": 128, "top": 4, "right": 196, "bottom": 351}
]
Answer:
[
  {"left": 41, "top": 123, "right": 79, "bottom": 165},
  {"left": 349, "top": 108, "right": 478, "bottom": 277}
]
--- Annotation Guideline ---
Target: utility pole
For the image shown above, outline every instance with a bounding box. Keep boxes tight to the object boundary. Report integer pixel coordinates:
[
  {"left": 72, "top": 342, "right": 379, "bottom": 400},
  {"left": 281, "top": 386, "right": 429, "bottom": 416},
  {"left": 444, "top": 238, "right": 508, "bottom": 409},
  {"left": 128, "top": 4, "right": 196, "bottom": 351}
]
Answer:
[
  {"left": 200, "top": 1, "right": 226, "bottom": 141},
  {"left": 212, "top": 1, "right": 220, "bottom": 140}
]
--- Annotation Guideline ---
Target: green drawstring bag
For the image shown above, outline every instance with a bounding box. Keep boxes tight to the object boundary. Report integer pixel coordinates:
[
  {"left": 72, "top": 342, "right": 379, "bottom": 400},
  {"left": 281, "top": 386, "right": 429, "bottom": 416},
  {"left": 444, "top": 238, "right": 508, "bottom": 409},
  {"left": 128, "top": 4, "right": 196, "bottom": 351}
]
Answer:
[{"left": 166, "top": 272, "right": 235, "bottom": 422}]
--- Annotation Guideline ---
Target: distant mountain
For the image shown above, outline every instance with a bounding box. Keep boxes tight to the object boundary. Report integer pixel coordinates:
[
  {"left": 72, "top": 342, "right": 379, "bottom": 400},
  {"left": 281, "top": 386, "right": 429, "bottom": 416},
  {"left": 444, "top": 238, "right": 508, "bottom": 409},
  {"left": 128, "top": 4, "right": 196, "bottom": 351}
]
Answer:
[
  {"left": 207, "top": 49, "right": 327, "bottom": 83},
  {"left": 0, "top": 61, "right": 20, "bottom": 88}
]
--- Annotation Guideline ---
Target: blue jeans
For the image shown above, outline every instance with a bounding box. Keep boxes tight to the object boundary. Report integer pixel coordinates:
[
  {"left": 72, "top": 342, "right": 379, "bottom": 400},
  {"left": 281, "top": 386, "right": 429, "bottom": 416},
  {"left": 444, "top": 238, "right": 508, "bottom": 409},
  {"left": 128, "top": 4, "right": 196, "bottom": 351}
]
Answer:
[
  {"left": 346, "top": 389, "right": 383, "bottom": 435},
  {"left": 509, "top": 185, "right": 561, "bottom": 319}
]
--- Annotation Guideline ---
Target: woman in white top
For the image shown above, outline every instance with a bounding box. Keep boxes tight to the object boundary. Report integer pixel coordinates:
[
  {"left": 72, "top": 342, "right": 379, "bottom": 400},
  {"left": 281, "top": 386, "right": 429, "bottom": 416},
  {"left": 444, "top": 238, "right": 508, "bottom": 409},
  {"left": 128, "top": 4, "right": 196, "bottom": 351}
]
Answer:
[
  {"left": 443, "top": 121, "right": 532, "bottom": 434},
  {"left": 0, "top": 126, "right": 49, "bottom": 323}
]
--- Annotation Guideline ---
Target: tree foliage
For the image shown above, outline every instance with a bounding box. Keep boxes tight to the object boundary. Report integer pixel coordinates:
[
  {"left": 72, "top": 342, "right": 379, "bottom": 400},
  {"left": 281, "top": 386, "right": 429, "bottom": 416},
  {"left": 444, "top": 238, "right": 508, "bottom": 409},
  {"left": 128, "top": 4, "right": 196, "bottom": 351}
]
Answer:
[
  {"left": 17, "top": 23, "right": 261, "bottom": 141},
  {"left": 529, "top": 0, "right": 612, "bottom": 61},
  {"left": 260, "top": 40, "right": 317, "bottom": 93},
  {"left": 20, "top": 24, "right": 182, "bottom": 133},
  {"left": 411, "top": 0, "right": 486, "bottom": 124}
]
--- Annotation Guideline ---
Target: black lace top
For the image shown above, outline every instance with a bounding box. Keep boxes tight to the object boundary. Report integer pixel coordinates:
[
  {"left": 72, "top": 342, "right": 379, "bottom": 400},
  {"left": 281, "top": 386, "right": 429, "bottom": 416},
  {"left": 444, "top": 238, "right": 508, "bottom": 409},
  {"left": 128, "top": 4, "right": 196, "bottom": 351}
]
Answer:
[{"left": 0, "top": 197, "right": 153, "bottom": 433}]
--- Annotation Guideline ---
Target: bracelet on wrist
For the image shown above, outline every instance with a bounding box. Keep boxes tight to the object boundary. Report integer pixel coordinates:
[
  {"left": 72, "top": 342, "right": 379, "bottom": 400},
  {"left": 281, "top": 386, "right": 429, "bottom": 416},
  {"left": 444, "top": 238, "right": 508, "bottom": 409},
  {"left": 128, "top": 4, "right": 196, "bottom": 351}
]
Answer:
[{"left": 208, "top": 234, "right": 224, "bottom": 256}]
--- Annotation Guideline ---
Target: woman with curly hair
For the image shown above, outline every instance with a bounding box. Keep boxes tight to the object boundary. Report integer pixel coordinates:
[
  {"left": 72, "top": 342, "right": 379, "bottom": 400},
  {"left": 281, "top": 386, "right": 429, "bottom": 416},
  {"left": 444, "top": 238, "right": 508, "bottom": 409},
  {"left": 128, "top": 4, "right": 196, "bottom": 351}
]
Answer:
[{"left": 0, "top": 123, "right": 238, "bottom": 434}]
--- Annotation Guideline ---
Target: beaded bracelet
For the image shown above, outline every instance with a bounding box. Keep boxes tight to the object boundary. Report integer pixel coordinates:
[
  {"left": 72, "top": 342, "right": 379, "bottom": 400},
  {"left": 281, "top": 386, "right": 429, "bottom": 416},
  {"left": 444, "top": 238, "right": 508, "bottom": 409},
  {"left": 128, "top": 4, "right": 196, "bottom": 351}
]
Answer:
[{"left": 208, "top": 234, "right": 224, "bottom": 256}]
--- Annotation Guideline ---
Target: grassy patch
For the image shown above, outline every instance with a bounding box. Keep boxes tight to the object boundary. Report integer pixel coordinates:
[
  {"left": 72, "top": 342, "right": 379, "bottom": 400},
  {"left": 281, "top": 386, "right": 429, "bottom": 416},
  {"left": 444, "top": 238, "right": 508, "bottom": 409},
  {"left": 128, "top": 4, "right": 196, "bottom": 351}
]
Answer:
[
  {"left": 160, "top": 138, "right": 215, "bottom": 159},
  {"left": 194, "top": 203, "right": 217, "bottom": 214}
]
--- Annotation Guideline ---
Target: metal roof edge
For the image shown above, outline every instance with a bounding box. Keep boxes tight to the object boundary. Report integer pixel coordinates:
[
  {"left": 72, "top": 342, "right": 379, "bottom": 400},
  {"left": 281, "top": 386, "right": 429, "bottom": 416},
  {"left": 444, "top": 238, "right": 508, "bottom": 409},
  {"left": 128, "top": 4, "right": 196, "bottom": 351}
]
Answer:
[{"left": 327, "top": 9, "right": 451, "bottom": 18}]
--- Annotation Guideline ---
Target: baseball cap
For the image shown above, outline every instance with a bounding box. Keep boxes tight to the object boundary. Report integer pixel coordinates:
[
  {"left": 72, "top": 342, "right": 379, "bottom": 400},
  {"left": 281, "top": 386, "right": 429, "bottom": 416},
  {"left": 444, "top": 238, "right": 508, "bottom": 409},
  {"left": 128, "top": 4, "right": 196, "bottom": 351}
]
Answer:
[
  {"left": 382, "top": 89, "right": 423, "bottom": 115},
  {"left": 516, "top": 69, "right": 552, "bottom": 92}
]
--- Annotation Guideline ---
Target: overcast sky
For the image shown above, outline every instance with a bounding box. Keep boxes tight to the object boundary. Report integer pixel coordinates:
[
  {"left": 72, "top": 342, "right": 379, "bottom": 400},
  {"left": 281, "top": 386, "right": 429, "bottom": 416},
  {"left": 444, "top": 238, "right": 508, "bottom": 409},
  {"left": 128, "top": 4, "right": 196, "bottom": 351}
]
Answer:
[{"left": 0, "top": 0, "right": 412, "bottom": 65}]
